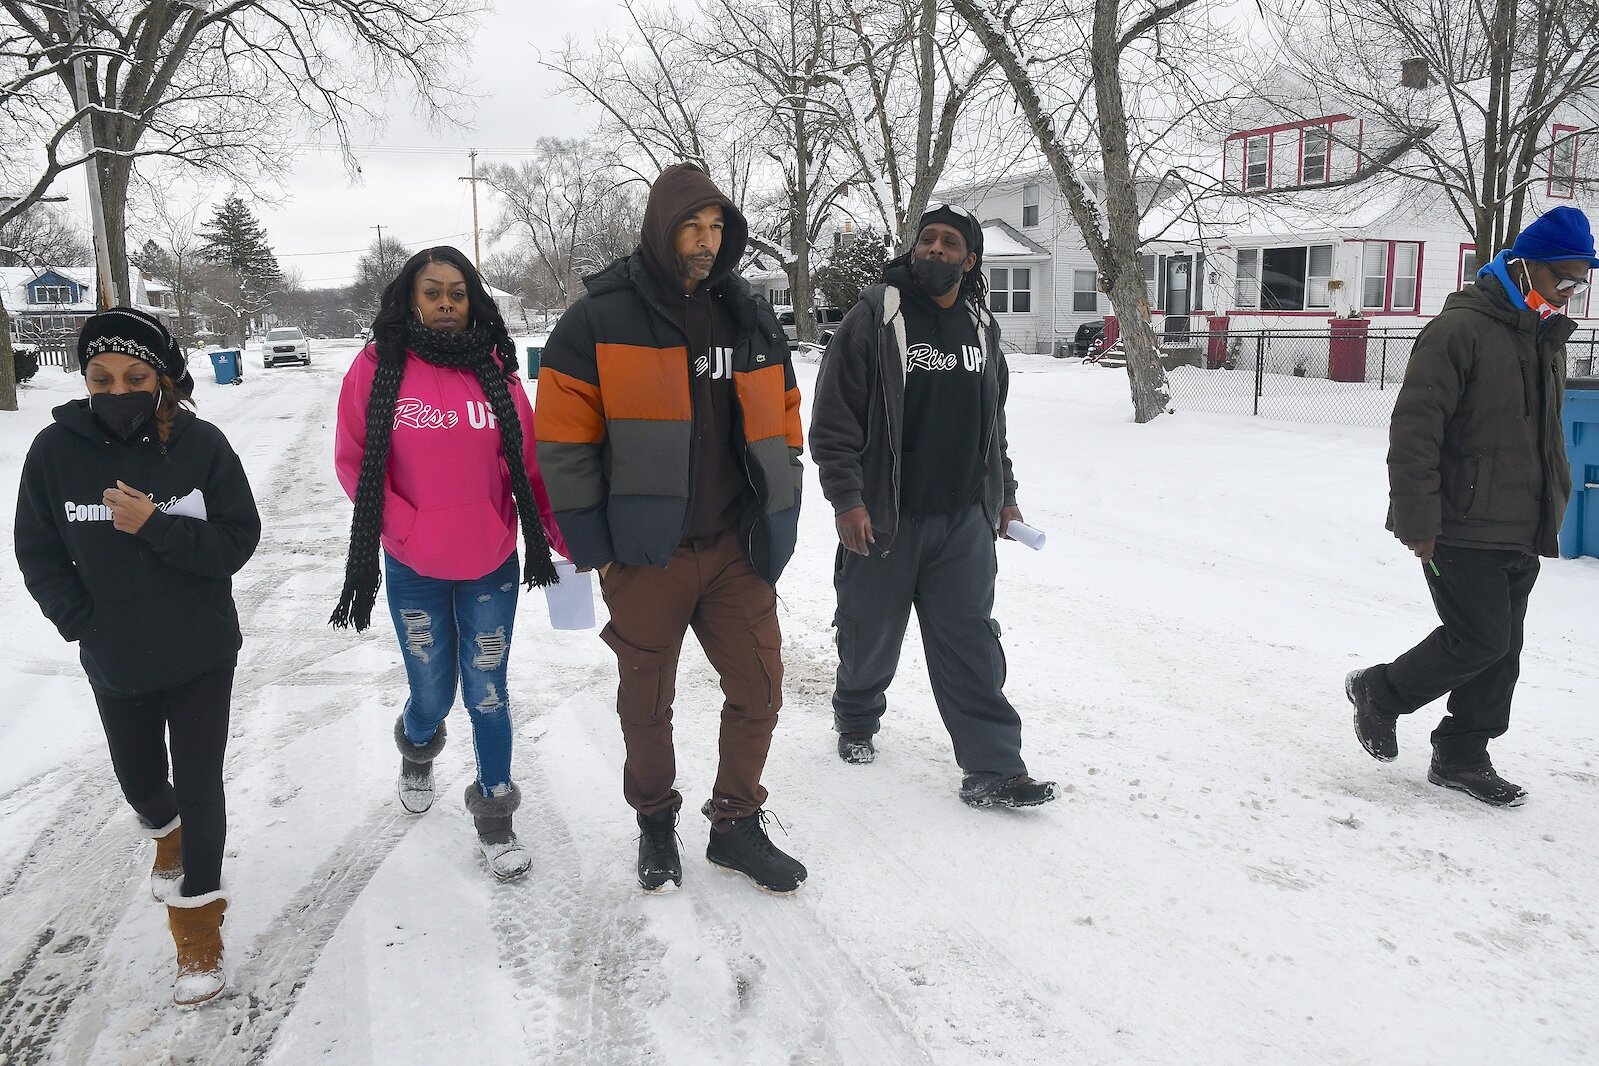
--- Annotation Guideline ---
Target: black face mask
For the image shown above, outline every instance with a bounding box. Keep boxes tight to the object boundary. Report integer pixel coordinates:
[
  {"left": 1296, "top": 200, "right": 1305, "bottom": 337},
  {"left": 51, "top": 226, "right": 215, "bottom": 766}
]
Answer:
[
  {"left": 909, "top": 256, "right": 965, "bottom": 299},
  {"left": 90, "top": 391, "right": 158, "bottom": 441}
]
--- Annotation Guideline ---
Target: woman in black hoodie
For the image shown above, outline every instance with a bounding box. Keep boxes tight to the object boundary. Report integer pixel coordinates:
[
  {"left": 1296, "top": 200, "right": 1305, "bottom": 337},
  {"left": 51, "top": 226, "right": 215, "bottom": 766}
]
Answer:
[{"left": 14, "top": 307, "right": 261, "bottom": 1006}]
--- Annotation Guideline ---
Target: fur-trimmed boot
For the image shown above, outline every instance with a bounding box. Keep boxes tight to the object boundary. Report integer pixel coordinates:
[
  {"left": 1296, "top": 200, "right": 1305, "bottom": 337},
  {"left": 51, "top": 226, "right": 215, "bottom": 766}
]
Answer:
[
  {"left": 463, "top": 781, "right": 532, "bottom": 882},
  {"left": 166, "top": 889, "right": 227, "bottom": 1006},
  {"left": 142, "top": 815, "right": 183, "bottom": 903},
  {"left": 395, "top": 716, "right": 447, "bottom": 815}
]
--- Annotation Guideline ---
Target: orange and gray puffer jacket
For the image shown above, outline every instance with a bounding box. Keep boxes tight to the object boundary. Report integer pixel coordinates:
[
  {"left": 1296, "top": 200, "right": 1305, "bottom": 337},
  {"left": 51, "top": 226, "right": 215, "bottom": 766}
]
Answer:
[{"left": 534, "top": 217, "right": 802, "bottom": 582}]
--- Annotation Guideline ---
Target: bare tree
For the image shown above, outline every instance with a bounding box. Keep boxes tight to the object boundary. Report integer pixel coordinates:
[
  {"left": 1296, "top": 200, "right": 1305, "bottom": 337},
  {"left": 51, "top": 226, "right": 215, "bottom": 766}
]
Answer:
[
  {"left": 1276, "top": 0, "right": 1599, "bottom": 257},
  {"left": 350, "top": 233, "right": 414, "bottom": 323},
  {"left": 831, "top": 0, "right": 999, "bottom": 246},
  {"left": 0, "top": 0, "right": 480, "bottom": 305},
  {"left": 953, "top": 0, "right": 1243, "bottom": 422},
  {"left": 0, "top": 201, "right": 90, "bottom": 266},
  {"left": 482, "top": 138, "right": 639, "bottom": 308}
]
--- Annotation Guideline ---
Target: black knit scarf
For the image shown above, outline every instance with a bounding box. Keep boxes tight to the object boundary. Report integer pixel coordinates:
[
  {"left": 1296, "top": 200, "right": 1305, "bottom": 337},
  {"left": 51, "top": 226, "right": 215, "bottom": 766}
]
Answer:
[{"left": 330, "top": 320, "right": 558, "bottom": 631}]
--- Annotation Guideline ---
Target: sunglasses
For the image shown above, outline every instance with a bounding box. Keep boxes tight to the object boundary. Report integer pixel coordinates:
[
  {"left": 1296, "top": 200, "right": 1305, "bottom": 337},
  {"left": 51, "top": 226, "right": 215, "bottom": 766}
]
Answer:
[
  {"left": 925, "top": 201, "right": 975, "bottom": 221},
  {"left": 1550, "top": 271, "right": 1591, "bottom": 295}
]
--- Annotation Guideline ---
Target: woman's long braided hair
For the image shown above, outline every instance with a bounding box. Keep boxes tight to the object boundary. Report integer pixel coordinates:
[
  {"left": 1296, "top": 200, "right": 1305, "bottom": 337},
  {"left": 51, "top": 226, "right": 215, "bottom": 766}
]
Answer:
[{"left": 330, "top": 245, "right": 557, "bottom": 631}]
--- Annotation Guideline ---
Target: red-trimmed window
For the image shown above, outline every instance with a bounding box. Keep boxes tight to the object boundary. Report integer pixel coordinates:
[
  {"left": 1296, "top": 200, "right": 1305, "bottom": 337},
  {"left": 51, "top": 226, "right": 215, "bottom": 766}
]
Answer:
[
  {"left": 1549, "top": 124, "right": 1579, "bottom": 199},
  {"left": 1244, "top": 136, "right": 1269, "bottom": 190},
  {"left": 1361, "top": 241, "right": 1423, "bottom": 312},
  {"left": 1301, "top": 126, "right": 1330, "bottom": 184}
]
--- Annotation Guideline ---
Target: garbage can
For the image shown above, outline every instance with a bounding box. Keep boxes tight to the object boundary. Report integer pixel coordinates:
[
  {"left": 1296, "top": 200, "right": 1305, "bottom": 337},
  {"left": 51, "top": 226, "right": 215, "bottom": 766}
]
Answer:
[
  {"left": 209, "top": 348, "right": 242, "bottom": 386},
  {"left": 525, "top": 344, "right": 542, "bottom": 379},
  {"left": 1560, "top": 377, "right": 1599, "bottom": 559}
]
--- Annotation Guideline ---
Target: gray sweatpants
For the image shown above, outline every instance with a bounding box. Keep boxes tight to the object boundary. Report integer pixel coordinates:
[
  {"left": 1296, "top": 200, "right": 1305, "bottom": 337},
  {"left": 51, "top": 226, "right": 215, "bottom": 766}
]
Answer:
[{"left": 831, "top": 503, "right": 1027, "bottom": 779}]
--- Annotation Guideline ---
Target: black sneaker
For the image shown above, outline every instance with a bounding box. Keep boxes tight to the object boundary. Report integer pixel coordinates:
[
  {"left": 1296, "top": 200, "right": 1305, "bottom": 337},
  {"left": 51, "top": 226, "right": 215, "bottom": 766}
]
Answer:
[
  {"left": 706, "top": 811, "right": 807, "bottom": 894},
  {"left": 1428, "top": 761, "right": 1527, "bottom": 807},
  {"left": 960, "top": 774, "right": 1059, "bottom": 808},
  {"left": 637, "top": 809, "right": 682, "bottom": 892},
  {"left": 837, "top": 732, "right": 875, "bottom": 764},
  {"left": 1345, "top": 668, "right": 1399, "bottom": 762}
]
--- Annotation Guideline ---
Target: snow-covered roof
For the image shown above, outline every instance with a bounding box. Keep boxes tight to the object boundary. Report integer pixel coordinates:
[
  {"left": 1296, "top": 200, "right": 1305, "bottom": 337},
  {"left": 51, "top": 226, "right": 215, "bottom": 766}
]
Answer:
[
  {"left": 2, "top": 264, "right": 152, "bottom": 314},
  {"left": 981, "top": 220, "right": 1050, "bottom": 258}
]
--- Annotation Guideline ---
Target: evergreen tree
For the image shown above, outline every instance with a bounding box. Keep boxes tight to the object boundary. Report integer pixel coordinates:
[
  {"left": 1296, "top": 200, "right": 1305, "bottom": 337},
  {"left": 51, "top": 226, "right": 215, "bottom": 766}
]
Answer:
[
  {"left": 198, "top": 195, "right": 283, "bottom": 344},
  {"left": 199, "top": 196, "right": 284, "bottom": 292},
  {"left": 814, "top": 228, "right": 890, "bottom": 312}
]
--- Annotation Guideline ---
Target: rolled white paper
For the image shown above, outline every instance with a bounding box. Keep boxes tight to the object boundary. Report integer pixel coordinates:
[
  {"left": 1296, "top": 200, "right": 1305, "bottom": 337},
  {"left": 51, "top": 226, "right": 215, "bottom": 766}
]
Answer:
[
  {"left": 1005, "top": 520, "right": 1046, "bottom": 551},
  {"left": 543, "top": 559, "right": 597, "bottom": 630}
]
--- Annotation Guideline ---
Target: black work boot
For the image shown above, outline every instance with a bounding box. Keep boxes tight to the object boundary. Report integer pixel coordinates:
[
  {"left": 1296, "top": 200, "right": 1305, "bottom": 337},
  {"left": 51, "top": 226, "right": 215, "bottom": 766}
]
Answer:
[
  {"left": 837, "top": 732, "right": 875, "bottom": 765},
  {"left": 394, "top": 716, "right": 447, "bottom": 814},
  {"left": 637, "top": 808, "right": 682, "bottom": 892},
  {"left": 1428, "top": 754, "right": 1527, "bottom": 807},
  {"left": 960, "top": 773, "right": 1059, "bottom": 809},
  {"left": 706, "top": 811, "right": 807, "bottom": 894},
  {"left": 1345, "top": 668, "right": 1399, "bottom": 762}
]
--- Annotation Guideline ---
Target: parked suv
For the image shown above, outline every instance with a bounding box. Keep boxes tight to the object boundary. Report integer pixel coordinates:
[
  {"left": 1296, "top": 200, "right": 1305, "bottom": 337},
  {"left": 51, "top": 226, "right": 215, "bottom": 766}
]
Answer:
[
  {"left": 775, "top": 305, "right": 845, "bottom": 347},
  {"left": 264, "top": 327, "right": 311, "bottom": 367}
]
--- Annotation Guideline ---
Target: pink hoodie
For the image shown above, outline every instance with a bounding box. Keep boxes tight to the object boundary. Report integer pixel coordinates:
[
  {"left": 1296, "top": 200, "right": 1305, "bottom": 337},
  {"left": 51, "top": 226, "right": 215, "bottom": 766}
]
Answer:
[{"left": 335, "top": 344, "right": 569, "bottom": 580}]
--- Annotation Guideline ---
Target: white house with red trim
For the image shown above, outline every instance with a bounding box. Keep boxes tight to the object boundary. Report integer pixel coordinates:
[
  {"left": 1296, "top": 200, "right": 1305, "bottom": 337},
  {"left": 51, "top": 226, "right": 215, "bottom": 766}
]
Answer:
[{"left": 1140, "top": 68, "right": 1599, "bottom": 377}]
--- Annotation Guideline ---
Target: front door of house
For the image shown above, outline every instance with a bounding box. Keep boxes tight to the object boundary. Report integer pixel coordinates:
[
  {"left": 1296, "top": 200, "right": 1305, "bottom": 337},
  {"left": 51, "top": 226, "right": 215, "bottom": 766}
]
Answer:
[{"left": 1165, "top": 256, "right": 1192, "bottom": 338}]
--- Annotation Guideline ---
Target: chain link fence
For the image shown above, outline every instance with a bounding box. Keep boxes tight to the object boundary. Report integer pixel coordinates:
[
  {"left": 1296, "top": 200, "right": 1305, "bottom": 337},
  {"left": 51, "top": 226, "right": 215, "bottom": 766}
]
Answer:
[{"left": 1157, "top": 327, "right": 1599, "bottom": 428}]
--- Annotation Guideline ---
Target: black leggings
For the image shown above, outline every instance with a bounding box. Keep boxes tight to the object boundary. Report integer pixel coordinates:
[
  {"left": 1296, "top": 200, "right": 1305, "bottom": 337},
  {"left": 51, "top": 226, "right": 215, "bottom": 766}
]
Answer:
[{"left": 92, "top": 659, "right": 234, "bottom": 897}]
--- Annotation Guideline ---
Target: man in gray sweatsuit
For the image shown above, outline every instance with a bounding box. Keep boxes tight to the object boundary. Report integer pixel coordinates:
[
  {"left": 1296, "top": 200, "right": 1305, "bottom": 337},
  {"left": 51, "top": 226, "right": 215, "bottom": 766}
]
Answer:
[{"left": 809, "top": 204, "right": 1057, "bottom": 808}]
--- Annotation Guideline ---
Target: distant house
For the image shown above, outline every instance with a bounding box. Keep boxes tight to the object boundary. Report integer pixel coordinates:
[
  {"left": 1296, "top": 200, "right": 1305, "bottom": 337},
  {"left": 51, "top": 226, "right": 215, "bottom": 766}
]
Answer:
[
  {"left": 1144, "top": 67, "right": 1599, "bottom": 349},
  {"left": 2, "top": 266, "right": 165, "bottom": 346}
]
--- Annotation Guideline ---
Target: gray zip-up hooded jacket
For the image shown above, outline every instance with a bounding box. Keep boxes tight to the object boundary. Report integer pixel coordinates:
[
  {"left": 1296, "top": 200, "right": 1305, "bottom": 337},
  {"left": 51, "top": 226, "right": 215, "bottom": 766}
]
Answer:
[{"left": 809, "top": 280, "right": 1017, "bottom": 549}]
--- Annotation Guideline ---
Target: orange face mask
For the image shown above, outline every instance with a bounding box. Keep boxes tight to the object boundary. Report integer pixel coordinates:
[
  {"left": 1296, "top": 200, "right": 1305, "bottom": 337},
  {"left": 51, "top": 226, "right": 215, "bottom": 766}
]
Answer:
[{"left": 1519, "top": 261, "right": 1563, "bottom": 320}]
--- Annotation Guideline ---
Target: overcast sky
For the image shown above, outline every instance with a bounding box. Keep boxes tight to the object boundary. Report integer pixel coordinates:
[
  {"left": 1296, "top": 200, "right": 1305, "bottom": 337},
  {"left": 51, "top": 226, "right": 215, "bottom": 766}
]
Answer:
[{"left": 53, "top": 1, "right": 633, "bottom": 289}]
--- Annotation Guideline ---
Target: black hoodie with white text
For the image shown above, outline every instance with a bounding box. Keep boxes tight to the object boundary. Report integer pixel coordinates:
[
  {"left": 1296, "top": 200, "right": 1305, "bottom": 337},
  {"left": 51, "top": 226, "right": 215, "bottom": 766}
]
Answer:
[{"left": 14, "top": 399, "right": 262, "bottom": 695}]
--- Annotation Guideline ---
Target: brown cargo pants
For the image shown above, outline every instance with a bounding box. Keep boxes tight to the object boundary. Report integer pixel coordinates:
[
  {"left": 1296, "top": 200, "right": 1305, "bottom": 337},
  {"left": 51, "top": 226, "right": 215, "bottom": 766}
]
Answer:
[{"left": 598, "top": 528, "right": 783, "bottom": 823}]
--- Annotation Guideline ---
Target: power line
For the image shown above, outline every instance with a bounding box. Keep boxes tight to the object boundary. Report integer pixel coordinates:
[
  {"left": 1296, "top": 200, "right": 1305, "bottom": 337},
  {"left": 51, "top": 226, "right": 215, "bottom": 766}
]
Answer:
[
  {"left": 276, "top": 230, "right": 471, "bottom": 259},
  {"left": 295, "top": 142, "right": 532, "bottom": 157}
]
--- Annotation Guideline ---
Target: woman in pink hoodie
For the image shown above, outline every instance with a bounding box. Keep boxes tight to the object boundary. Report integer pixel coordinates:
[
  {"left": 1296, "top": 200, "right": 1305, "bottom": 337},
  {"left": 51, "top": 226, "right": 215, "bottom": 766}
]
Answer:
[{"left": 332, "top": 246, "right": 568, "bottom": 881}]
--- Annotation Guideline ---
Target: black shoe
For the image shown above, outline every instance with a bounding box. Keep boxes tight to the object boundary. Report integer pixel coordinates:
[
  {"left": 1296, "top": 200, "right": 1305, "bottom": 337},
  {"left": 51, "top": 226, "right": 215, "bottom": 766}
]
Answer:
[
  {"left": 837, "top": 732, "right": 875, "bottom": 765},
  {"left": 1428, "top": 761, "right": 1527, "bottom": 807},
  {"left": 1345, "top": 669, "right": 1398, "bottom": 762},
  {"left": 637, "top": 809, "right": 682, "bottom": 892},
  {"left": 706, "top": 811, "right": 807, "bottom": 894},
  {"left": 960, "top": 774, "right": 1059, "bottom": 808}
]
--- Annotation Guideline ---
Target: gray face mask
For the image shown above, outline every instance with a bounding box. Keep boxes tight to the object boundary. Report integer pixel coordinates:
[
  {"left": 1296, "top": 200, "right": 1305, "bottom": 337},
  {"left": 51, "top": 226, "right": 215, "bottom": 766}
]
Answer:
[{"left": 909, "top": 256, "right": 965, "bottom": 299}]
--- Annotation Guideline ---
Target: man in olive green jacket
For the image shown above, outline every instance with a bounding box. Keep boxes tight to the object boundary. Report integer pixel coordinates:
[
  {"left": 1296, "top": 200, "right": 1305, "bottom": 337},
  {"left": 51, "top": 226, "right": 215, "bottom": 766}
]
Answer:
[{"left": 1345, "top": 206, "right": 1592, "bottom": 807}]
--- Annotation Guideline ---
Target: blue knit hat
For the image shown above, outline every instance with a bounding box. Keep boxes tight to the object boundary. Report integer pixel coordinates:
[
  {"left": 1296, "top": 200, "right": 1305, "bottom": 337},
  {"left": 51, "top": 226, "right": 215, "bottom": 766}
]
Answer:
[{"left": 1509, "top": 206, "right": 1599, "bottom": 268}]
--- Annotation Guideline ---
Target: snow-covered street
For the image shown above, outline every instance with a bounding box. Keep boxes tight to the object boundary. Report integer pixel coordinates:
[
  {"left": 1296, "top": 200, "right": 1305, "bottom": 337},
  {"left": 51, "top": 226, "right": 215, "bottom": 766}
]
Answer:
[{"left": 2, "top": 342, "right": 1595, "bottom": 1065}]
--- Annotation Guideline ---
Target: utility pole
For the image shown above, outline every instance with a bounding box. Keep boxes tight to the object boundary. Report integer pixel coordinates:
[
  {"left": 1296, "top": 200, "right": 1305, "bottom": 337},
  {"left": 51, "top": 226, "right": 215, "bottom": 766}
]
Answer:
[
  {"left": 459, "top": 151, "right": 485, "bottom": 270},
  {"left": 371, "top": 224, "right": 388, "bottom": 279},
  {"left": 65, "top": 0, "right": 115, "bottom": 311}
]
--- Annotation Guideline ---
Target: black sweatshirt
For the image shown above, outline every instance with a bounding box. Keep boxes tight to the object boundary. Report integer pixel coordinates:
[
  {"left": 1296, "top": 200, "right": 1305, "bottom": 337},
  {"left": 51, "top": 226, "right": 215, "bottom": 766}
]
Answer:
[
  {"left": 15, "top": 400, "right": 262, "bottom": 695},
  {"left": 887, "top": 264, "right": 987, "bottom": 516}
]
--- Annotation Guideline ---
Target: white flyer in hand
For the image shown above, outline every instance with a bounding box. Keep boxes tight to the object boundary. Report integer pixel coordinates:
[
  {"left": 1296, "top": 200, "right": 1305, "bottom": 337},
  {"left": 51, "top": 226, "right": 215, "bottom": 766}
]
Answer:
[
  {"left": 1005, "top": 520, "right": 1046, "bottom": 550},
  {"left": 162, "top": 489, "right": 208, "bottom": 521}
]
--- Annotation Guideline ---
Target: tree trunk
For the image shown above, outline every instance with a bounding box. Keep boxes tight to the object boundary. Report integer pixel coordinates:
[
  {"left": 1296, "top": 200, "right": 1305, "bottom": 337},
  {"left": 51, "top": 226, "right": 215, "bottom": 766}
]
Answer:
[
  {"left": 1090, "top": 0, "right": 1168, "bottom": 422},
  {"left": 791, "top": 108, "right": 817, "bottom": 344},
  {"left": 0, "top": 295, "right": 17, "bottom": 412},
  {"left": 101, "top": 155, "right": 134, "bottom": 306}
]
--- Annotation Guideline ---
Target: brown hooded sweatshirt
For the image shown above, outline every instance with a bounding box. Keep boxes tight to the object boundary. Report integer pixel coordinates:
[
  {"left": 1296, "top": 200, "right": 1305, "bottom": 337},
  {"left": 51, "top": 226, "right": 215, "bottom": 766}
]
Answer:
[{"left": 639, "top": 163, "right": 753, "bottom": 541}]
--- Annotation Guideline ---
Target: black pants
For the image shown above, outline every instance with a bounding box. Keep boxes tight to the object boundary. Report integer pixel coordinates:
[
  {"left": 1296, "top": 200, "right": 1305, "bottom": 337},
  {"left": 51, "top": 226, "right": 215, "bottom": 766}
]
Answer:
[
  {"left": 831, "top": 504, "right": 1026, "bottom": 779},
  {"left": 92, "top": 659, "right": 235, "bottom": 896},
  {"left": 1369, "top": 544, "right": 1539, "bottom": 766}
]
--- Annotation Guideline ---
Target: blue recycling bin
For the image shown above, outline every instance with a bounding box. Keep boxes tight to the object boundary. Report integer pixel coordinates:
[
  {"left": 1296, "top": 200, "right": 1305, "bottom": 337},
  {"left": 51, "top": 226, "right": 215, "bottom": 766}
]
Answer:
[
  {"left": 209, "top": 348, "right": 242, "bottom": 386},
  {"left": 1559, "top": 378, "right": 1599, "bottom": 559}
]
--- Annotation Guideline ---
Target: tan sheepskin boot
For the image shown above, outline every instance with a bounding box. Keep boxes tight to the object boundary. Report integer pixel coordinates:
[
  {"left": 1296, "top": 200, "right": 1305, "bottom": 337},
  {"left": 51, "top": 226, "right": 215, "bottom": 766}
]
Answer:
[
  {"left": 166, "top": 889, "right": 227, "bottom": 1006},
  {"left": 144, "top": 816, "right": 183, "bottom": 903}
]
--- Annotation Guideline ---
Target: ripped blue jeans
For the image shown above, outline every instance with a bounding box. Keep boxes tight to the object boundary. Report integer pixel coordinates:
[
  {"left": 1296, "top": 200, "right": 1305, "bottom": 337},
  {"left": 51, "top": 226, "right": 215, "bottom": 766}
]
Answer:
[{"left": 384, "top": 551, "right": 519, "bottom": 795}]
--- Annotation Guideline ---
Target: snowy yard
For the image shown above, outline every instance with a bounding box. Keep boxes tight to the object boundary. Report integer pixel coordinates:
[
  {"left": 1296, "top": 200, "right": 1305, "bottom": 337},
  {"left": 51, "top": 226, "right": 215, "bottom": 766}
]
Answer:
[{"left": 1, "top": 343, "right": 1595, "bottom": 1064}]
